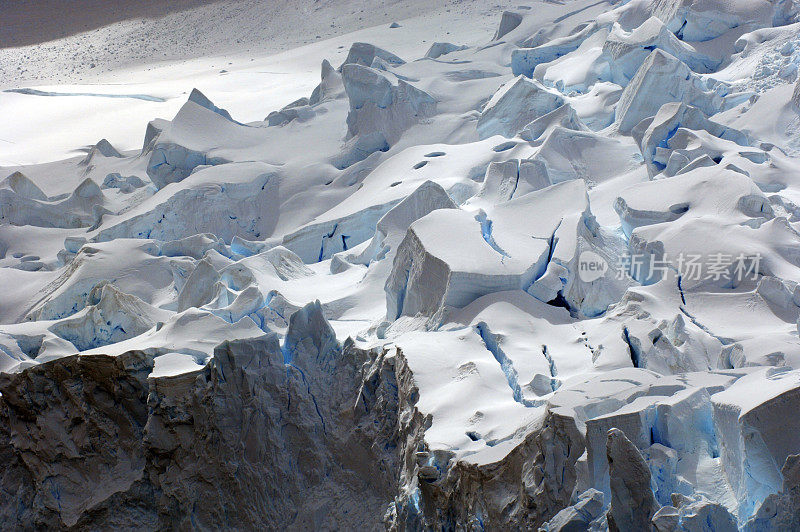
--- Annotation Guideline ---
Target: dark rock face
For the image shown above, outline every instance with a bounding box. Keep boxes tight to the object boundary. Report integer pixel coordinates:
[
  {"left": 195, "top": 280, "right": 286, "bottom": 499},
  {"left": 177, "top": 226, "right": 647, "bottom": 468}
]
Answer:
[
  {"left": 0, "top": 307, "right": 400, "bottom": 529},
  {"left": 0, "top": 350, "right": 154, "bottom": 528},
  {"left": 386, "top": 398, "right": 587, "bottom": 530},
  {"left": 606, "top": 428, "right": 659, "bottom": 532}
]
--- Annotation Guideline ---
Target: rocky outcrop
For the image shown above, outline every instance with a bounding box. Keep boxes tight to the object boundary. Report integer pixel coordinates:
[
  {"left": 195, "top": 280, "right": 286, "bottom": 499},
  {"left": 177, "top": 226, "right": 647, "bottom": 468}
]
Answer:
[
  {"left": 606, "top": 428, "right": 660, "bottom": 531},
  {"left": 0, "top": 304, "right": 400, "bottom": 529},
  {"left": 386, "top": 377, "right": 588, "bottom": 530},
  {"left": 0, "top": 349, "right": 154, "bottom": 528}
]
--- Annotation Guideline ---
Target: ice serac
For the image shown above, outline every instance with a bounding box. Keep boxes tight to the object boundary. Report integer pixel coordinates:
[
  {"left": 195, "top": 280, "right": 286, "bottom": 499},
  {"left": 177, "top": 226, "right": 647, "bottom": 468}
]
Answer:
[
  {"left": 501, "top": 179, "right": 631, "bottom": 318},
  {"left": 540, "top": 489, "right": 605, "bottom": 531},
  {"left": 0, "top": 171, "right": 47, "bottom": 201},
  {"left": 376, "top": 181, "right": 457, "bottom": 243},
  {"left": 48, "top": 282, "right": 169, "bottom": 352},
  {"left": 746, "top": 454, "right": 800, "bottom": 531},
  {"left": 282, "top": 300, "right": 338, "bottom": 367},
  {"left": 141, "top": 118, "right": 168, "bottom": 154},
  {"left": 339, "top": 64, "right": 436, "bottom": 166},
  {"left": 475, "top": 159, "right": 520, "bottom": 203},
  {"left": 7, "top": 0, "right": 800, "bottom": 528},
  {"left": 1, "top": 177, "right": 106, "bottom": 229},
  {"left": 334, "top": 180, "right": 457, "bottom": 278},
  {"left": 528, "top": 207, "right": 630, "bottom": 317},
  {"left": 672, "top": 498, "right": 739, "bottom": 532},
  {"left": 96, "top": 162, "right": 279, "bottom": 243},
  {"left": 492, "top": 11, "right": 523, "bottom": 41},
  {"left": 22, "top": 238, "right": 198, "bottom": 323},
  {"left": 385, "top": 339, "right": 587, "bottom": 529},
  {"left": 477, "top": 76, "right": 565, "bottom": 139},
  {"left": 520, "top": 103, "right": 588, "bottom": 143},
  {"left": 603, "top": 17, "right": 720, "bottom": 85},
  {"left": 102, "top": 172, "right": 145, "bottom": 193},
  {"left": 613, "top": 167, "right": 764, "bottom": 238},
  {"left": 145, "top": 90, "right": 257, "bottom": 189},
  {"left": 615, "top": 50, "right": 726, "bottom": 134},
  {"left": 79, "top": 138, "right": 123, "bottom": 166},
  {"left": 650, "top": 0, "right": 794, "bottom": 42},
  {"left": 612, "top": 165, "right": 785, "bottom": 299},
  {"left": 632, "top": 102, "right": 751, "bottom": 176},
  {"left": 278, "top": 192, "right": 407, "bottom": 264},
  {"left": 531, "top": 126, "right": 641, "bottom": 186},
  {"left": 186, "top": 87, "right": 237, "bottom": 122},
  {"left": 176, "top": 257, "right": 219, "bottom": 312},
  {"left": 385, "top": 209, "right": 528, "bottom": 324},
  {"left": 652, "top": 505, "right": 681, "bottom": 532},
  {"left": 385, "top": 180, "right": 617, "bottom": 325},
  {"left": 266, "top": 96, "right": 314, "bottom": 126},
  {"left": 339, "top": 42, "right": 405, "bottom": 69},
  {"left": 712, "top": 368, "right": 800, "bottom": 520},
  {"left": 384, "top": 200, "right": 554, "bottom": 325},
  {"left": 424, "top": 42, "right": 468, "bottom": 59},
  {"left": 309, "top": 59, "right": 345, "bottom": 105},
  {"left": 790, "top": 72, "right": 800, "bottom": 108},
  {"left": 511, "top": 22, "right": 599, "bottom": 78}
]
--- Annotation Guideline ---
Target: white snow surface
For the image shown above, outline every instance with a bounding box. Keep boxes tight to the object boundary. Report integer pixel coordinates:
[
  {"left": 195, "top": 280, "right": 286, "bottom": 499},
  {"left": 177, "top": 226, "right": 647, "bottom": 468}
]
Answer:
[{"left": 3, "top": 0, "right": 800, "bottom": 528}]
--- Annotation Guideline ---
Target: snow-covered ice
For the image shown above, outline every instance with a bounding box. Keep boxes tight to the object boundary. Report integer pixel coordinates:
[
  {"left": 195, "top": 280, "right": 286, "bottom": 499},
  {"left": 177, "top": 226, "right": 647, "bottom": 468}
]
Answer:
[{"left": 2, "top": 0, "right": 800, "bottom": 529}]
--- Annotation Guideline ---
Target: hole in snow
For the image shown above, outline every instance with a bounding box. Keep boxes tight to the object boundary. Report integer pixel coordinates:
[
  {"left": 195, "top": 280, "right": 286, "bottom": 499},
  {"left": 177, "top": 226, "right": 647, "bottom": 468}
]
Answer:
[
  {"left": 669, "top": 202, "right": 689, "bottom": 215},
  {"left": 425, "top": 151, "right": 445, "bottom": 157},
  {"left": 547, "top": 291, "right": 573, "bottom": 314},
  {"left": 493, "top": 141, "right": 516, "bottom": 152},
  {"left": 413, "top": 161, "right": 428, "bottom": 169},
  {"left": 390, "top": 181, "right": 402, "bottom": 187},
  {"left": 466, "top": 431, "right": 481, "bottom": 441}
]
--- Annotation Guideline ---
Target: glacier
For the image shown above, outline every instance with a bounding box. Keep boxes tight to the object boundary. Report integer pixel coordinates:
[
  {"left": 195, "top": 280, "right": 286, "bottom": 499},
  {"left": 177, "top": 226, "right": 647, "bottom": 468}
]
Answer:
[{"left": 1, "top": 0, "right": 800, "bottom": 529}]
